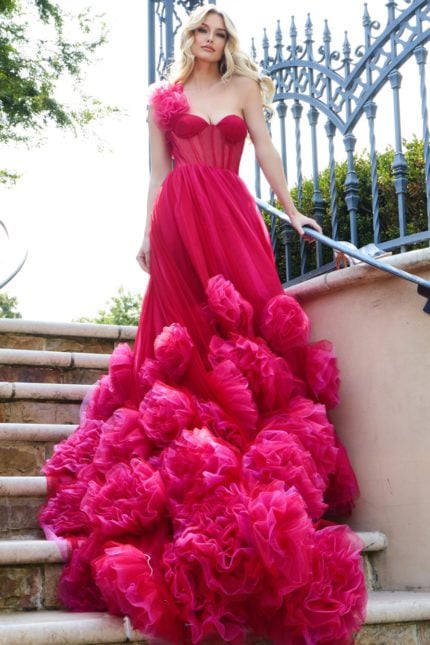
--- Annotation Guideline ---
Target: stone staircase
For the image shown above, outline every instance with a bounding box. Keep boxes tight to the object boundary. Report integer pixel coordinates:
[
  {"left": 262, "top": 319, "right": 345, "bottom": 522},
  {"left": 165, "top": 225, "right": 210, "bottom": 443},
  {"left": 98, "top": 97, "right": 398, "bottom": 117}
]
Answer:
[{"left": 0, "top": 319, "right": 430, "bottom": 644}]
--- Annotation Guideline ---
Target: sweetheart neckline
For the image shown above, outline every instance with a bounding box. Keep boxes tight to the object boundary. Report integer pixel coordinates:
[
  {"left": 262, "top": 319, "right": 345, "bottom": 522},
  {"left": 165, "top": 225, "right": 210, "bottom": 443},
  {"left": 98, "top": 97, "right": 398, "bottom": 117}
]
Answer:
[{"left": 182, "top": 112, "right": 246, "bottom": 128}]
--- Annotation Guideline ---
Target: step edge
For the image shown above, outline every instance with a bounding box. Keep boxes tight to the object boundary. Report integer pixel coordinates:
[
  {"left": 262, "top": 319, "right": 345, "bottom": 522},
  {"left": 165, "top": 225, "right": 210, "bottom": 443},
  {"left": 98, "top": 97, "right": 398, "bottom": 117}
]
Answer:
[
  {"left": 365, "top": 590, "right": 430, "bottom": 624},
  {"left": 0, "top": 476, "right": 47, "bottom": 496},
  {"left": 0, "top": 348, "right": 110, "bottom": 369},
  {"left": 0, "top": 381, "right": 91, "bottom": 401},
  {"left": 0, "top": 423, "right": 77, "bottom": 442},
  {"left": 0, "top": 319, "right": 137, "bottom": 340},
  {"left": 0, "top": 611, "right": 145, "bottom": 644},
  {"left": 0, "top": 539, "right": 65, "bottom": 564}
]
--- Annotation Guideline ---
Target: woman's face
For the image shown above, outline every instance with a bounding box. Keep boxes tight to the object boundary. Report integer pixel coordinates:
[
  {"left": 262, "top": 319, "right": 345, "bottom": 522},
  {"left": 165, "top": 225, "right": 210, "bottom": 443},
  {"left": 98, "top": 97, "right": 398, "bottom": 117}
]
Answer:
[{"left": 191, "top": 12, "right": 228, "bottom": 64}]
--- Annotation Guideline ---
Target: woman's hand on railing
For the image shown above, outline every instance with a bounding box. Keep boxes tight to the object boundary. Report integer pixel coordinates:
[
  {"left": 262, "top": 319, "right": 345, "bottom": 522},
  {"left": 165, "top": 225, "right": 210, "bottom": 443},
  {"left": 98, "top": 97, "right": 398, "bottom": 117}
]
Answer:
[{"left": 289, "top": 211, "right": 323, "bottom": 242}]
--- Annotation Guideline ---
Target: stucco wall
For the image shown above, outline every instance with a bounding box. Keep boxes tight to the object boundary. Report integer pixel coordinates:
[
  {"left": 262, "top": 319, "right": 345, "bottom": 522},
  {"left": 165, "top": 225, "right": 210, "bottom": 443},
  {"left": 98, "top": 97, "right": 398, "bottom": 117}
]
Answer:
[{"left": 288, "top": 248, "right": 430, "bottom": 590}]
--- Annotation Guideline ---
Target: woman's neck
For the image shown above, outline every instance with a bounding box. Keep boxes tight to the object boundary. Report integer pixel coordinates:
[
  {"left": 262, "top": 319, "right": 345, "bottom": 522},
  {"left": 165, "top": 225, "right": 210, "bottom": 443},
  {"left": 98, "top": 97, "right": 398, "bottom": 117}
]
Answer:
[{"left": 186, "top": 62, "right": 222, "bottom": 90}]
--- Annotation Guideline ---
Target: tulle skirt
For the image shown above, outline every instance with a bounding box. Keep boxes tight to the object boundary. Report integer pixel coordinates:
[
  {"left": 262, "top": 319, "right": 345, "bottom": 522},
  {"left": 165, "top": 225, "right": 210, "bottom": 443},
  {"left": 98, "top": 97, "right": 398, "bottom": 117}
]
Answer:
[{"left": 39, "top": 163, "right": 366, "bottom": 644}]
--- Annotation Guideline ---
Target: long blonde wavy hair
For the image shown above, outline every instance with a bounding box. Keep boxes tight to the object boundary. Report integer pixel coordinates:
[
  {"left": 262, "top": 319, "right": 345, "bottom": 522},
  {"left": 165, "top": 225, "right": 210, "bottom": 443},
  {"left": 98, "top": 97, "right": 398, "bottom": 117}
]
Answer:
[{"left": 168, "top": 4, "right": 274, "bottom": 113}]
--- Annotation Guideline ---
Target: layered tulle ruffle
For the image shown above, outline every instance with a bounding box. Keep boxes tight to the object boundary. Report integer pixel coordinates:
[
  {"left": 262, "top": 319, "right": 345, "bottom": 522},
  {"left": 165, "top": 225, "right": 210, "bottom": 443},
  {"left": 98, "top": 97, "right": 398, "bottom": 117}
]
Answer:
[{"left": 40, "top": 276, "right": 364, "bottom": 644}]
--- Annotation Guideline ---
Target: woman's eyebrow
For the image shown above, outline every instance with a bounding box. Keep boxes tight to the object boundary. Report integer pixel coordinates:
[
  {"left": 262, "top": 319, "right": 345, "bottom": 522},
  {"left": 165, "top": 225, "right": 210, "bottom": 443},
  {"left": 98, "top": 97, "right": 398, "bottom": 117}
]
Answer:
[{"left": 200, "top": 22, "right": 227, "bottom": 34}]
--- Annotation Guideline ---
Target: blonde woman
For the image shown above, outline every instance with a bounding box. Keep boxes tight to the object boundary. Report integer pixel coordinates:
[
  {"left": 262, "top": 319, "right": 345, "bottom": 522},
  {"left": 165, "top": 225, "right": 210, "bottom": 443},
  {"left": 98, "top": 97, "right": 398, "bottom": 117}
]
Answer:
[{"left": 39, "top": 5, "right": 366, "bottom": 644}]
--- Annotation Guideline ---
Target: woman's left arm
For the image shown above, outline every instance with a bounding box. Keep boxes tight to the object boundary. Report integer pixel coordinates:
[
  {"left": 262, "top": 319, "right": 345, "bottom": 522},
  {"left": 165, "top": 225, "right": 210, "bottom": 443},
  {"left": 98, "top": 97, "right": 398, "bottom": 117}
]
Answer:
[{"left": 242, "top": 78, "right": 322, "bottom": 238}]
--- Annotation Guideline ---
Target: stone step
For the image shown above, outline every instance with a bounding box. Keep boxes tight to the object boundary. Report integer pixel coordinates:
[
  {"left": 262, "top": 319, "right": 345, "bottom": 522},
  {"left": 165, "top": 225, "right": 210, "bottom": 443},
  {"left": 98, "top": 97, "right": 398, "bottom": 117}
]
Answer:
[
  {"left": 0, "top": 423, "right": 77, "bottom": 476},
  {"left": 0, "top": 319, "right": 136, "bottom": 354},
  {"left": 0, "top": 382, "right": 88, "bottom": 424},
  {"left": 0, "top": 477, "right": 48, "bottom": 539},
  {"left": 0, "top": 593, "right": 430, "bottom": 645},
  {"left": 0, "top": 541, "right": 66, "bottom": 613},
  {"left": 0, "top": 611, "right": 146, "bottom": 645},
  {"left": 0, "top": 348, "right": 109, "bottom": 385},
  {"left": 0, "top": 532, "right": 387, "bottom": 612}
]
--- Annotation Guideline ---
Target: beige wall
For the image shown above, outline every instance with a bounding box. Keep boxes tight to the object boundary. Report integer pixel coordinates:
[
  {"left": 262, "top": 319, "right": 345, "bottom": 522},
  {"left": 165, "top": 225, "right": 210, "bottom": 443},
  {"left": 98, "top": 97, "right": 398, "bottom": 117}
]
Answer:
[{"left": 288, "top": 249, "right": 430, "bottom": 591}]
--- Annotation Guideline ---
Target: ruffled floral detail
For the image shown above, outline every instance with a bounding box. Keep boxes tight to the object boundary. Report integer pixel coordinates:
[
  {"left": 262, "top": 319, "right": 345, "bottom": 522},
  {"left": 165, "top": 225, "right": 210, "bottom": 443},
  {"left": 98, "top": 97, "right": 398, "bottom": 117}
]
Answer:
[
  {"left": 149, "top": 81, "right": 189, "bottom": 131},
  {"left": 243, "top": 429, "right": 327, "bottom": 519},
  {"left": 58, "top": 534, "right": 108, "bottom": 612},
  {"left": 209, "top": 333, "right": 295, "bottom": 412},
  {"left": 248, "top": 484, "right": 313, "bottom": 596},
  {"left": 81, "top": 459, "right": 166, "bottom": 538},
  {"left": 160, "top": 427, "right": 240, "bottom": 508},
  {"left": 261, "top": 294, "right": 310, "bottom": 353},
  {"left": 262, "top": 397, "right": 338, "bottom": 488},
  {"left": 281, "top": 525, "right": 366, "bottom": 644},
  {"left": 197, "top": 399, "right": 249, "bottom": 452},
  {"left": 108, "top": 343, "right": 134, "bottom": 402},
  {"left": 43, "top": 418, "right": 103, "bottom": 489},
  {"left": 163, "top": 484, "right": 263, "bottom": 644},
  {"left": 93, "top": 408, "right": 151, "bottom": 471},
  {"left": 306, "top": 339, "right": 340, "bottom": 409},
  {"left": 138, "top": 381, "right": 197, "bottom": 447},
  {"left": 39, "top": 480, "right": 91, "bottom": 538},
  {"left": 208, "top": 359, "right": 258, "bottom": 441},
  {"left": 137, "top": 358, "right": 164, "bottom": 398},
  {"left": 206, "top": 274, "right": 254, "bottom": 337},
  {"left": 93, "top": 542, "right": 185, "bottom": 643},
  {"left": 153, "top": 322, "right": 193, "bottom": 379},
  {"left": 325, "top": 436, "right": 360, "bottom": 517},
  {"left": 83, "top": 375, "right": 124, "bottom": 422}
]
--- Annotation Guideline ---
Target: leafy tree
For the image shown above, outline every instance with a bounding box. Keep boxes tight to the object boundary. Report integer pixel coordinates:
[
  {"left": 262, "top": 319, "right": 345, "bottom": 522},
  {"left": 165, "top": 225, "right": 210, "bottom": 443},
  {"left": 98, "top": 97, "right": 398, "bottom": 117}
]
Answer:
[
  {"left": 0, "top": 0, "right": 113, "bottom": 181},
  {"left": 0, "top": 292, "right": 21, "bottom": 317},
  {"left": 264, "top": 137, "right": 427, "bottom": 281},
  {"left": 75, "top": 287, "right": 142, "bottom": 326}
]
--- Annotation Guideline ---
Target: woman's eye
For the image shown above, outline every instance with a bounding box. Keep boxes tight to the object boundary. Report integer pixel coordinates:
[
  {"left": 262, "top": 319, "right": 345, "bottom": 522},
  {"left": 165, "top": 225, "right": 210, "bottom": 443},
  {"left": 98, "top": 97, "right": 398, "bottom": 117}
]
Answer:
[
  {"left": 196, "top": 26, "right": 207, "bottom": 33},
  {"left": 216, "top": 32, "right": 226, "bottom": 39}
]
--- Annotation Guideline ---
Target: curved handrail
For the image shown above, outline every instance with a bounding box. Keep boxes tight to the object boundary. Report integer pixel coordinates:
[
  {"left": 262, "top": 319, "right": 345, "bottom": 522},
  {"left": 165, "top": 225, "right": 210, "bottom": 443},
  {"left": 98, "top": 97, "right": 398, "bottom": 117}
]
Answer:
[
  {"left": 0, "top": 220, "right": 28, "bottom": 290},
  {"left": 256, "top": 198, "right": 430, "bottom": 314}
]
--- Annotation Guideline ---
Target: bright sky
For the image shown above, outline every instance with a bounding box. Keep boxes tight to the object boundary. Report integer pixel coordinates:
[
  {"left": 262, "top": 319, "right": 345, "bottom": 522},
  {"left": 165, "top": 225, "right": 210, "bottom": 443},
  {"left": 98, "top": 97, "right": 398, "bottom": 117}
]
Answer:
[{"left": 0, "top": 0, "right": 421, "bottom": 321}]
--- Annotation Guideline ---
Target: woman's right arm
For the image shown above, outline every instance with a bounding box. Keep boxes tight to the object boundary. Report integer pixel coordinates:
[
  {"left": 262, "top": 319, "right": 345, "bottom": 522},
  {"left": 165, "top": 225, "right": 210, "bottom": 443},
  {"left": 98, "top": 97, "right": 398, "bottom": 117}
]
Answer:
[{"left": 136, "top": 107, "right": 172, "bottom": 273}]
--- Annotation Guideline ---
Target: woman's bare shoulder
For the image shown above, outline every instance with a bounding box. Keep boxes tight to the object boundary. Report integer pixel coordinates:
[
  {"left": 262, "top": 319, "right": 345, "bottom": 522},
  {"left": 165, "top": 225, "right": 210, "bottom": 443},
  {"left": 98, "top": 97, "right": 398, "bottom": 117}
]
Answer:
[{"left": 229, "top": 75, "right": 260, "bottom": 93}]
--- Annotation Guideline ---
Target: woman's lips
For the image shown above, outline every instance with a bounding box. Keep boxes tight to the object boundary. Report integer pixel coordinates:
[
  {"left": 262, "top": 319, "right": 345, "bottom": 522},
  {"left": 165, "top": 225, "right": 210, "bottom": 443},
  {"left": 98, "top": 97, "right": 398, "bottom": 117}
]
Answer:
[{"left": 202, "top": 45, "right": 215, "bottom": 52}]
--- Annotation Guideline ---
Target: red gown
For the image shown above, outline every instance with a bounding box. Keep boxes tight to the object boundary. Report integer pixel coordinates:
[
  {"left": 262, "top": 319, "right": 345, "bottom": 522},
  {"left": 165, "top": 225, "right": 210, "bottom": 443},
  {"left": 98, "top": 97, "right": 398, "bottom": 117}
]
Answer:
[{"left": 39, "top": 82, "right": 366, "bottom": 644}]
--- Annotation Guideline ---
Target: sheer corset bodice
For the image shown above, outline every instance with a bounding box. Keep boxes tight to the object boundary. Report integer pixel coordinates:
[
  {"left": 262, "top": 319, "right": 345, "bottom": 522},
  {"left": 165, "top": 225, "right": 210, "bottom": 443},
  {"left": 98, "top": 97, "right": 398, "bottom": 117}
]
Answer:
[{"left": 168, "top": 113, "right": 247, "bottom": 173}]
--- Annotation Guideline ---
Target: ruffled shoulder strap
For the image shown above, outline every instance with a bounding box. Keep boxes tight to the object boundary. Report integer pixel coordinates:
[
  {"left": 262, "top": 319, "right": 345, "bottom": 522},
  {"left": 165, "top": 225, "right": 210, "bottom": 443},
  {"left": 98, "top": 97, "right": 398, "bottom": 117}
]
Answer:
[{"left": 148, "top": 81, "right": 189, "bottom": 131}]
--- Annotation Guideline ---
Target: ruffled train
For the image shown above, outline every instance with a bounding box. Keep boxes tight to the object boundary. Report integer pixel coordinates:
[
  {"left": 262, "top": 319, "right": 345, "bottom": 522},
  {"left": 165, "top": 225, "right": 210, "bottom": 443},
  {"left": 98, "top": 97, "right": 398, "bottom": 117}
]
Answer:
[{"left": 39, "top": 275, "right": 366, "bottom": 645}]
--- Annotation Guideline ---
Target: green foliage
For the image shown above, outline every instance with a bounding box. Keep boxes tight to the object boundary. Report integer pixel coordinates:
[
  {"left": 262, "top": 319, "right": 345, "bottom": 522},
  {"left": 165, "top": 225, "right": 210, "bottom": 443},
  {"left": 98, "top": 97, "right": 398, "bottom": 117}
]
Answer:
[
  {"left": 265, "top": 137, "right": 427, "bottom": 281},
  {"left": 0, "top": 292, "right": 21, "bottom": 318},
  {"left": 0, "top": 0, "right": 114, "bottom": 182},
  {"left": 75, "top": 287, "right": 142, "bottom": 326}
]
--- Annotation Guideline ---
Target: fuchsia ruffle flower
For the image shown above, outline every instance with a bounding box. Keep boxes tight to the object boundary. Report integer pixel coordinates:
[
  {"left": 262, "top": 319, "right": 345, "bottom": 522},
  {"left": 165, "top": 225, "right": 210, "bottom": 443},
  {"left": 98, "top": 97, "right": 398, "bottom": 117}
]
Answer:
[
  {"left": 243, "top": 429, "right": 327, "bottom": 519},
  {"left": 108, "top": 343, "right": 134, "bottom": 401},
  {"left": 261, "top": 293, "right": 310, "bottom": 353},
  {"left": 306, "top": 339, "right": 341, "bottom": 409},
  {"left": 93, "top": 542, "right": 185, "bottom": 643},
  {"left": 149, "top": 81, "right": 189, "bottom": 131},
  {"left": 138, "top": 381, "right": 197, "bottom": 447},
  {"left": 153, "top": 322, "right": 194, "bottom": 379},
  {"left": 160, "top": 427, "right": 240, "bottom": 507},
  {"left": 209, "top": 333, "right": 295, "bottom": 412},
  {"left": 206, "top": 274, "right": 254, "bottom": 336},
  {"left": 83, "top": 375, "right": 124, "bottom": 422},
  {"left": 81, "top": 458, "right": 167, "bottom": 537},
  {"left": 262, "top": 396, "right": 338, "bottom": 488},
  {"left": 281, "top": 525, "right": 366, "bottom": 644},
  {"left": 93, "top": 408, "right": 151, "bottom": 469}
]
